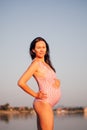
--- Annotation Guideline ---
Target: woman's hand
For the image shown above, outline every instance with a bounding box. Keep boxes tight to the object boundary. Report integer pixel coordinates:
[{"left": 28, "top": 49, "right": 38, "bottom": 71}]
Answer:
[
  {"left": 53, "top": 79, "right": 60, "bottom": 88},
  {"left": 36, "top": 91, "right": 47, "bottom": 99}
]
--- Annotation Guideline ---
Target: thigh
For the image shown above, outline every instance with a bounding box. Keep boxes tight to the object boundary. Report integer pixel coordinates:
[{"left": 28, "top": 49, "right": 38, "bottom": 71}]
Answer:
[{"left": 33, "top": 101, "right": 54, "bottom": 130}]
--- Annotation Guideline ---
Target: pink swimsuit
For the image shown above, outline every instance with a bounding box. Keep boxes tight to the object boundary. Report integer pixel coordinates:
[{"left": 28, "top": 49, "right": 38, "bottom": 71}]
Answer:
[{"left": 34, "top": 61, "right": 61, "bottom": 107}]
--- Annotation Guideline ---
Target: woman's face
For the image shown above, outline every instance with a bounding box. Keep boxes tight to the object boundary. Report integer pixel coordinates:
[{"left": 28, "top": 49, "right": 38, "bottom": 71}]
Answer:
[{"left": 33, "top": 41, "right": 46, "bottom": 59}]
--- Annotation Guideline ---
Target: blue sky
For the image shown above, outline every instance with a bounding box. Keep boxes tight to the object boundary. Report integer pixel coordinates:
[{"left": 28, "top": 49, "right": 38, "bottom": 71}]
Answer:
[{"left": 0, "top": 0, "right": 87, "bottom": 107}]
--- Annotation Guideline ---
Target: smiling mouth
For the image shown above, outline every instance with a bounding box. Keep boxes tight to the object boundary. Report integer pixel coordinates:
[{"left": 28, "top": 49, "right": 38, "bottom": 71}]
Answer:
[{"left": 39, "top": 52, "right": 45, "bottom": 55}]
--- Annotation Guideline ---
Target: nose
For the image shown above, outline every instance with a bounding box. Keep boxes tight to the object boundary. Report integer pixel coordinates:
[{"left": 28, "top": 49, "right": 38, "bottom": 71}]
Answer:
[{"left": 40, "top": 48, "right": 44, "bottom": 52}]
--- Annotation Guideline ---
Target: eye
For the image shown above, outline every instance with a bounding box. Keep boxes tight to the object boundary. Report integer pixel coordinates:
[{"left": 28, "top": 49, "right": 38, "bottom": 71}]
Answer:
[
  {"left": 43, "top": 46, "right": 46, "bottom": 48},
  {"left": 36, "top": 46, "right": 41, "bottom": 49}
]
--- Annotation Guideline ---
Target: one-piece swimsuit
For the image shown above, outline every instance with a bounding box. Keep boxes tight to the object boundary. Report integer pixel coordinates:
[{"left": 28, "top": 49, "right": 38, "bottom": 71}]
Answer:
[{"left": 34, "top": 61, "right": 61, "bottom": 107}]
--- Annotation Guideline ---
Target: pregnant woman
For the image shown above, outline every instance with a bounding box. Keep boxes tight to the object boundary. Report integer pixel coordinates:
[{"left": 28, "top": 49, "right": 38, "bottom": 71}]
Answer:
[{"left": 17, "top": 37, "right": 61, "bottom": 130}]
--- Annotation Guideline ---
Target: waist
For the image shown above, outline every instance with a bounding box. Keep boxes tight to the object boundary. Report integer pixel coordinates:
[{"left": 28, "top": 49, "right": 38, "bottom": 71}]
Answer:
[{"left": 39, "top": 79, "right": 60, "bottom": 89}]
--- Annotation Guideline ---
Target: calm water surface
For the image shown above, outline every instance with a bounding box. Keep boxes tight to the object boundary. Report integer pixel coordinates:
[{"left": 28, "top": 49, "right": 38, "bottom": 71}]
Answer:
[{"left": 0, "top": 113, "right": 87, "bottom": 130}]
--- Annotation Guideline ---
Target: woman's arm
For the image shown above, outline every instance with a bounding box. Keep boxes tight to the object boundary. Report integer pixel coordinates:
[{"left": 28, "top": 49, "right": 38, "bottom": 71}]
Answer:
[{"left": 17, "top": 61, "right": 38, "bottom": 98}]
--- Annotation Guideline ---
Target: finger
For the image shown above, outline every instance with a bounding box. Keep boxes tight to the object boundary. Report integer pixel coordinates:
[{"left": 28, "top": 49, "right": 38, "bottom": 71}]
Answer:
[{"left": 40, "top": 91, "right": 47, "bottom": 95}]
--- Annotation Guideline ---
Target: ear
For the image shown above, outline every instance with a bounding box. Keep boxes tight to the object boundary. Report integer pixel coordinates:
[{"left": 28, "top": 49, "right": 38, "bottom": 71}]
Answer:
[{"left": 32, "top": 49, "right": 35, "bottom": 53}]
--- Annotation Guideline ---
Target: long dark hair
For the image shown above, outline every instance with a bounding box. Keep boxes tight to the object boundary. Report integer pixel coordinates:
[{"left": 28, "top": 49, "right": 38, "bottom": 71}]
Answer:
[{"left": 29, "top": 37, "right": 56, "bottom": 72}]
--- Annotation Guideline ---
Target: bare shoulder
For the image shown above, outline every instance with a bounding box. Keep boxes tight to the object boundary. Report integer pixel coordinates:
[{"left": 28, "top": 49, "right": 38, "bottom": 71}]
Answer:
[
  {"left": 31, "top": 59, "right": 39, "bottom": 67},
  {"left": 27, "top": 59, "right": 39, "bottom": 72},
  {"left": 20, "top": 60, "right": 39, "bottom": 78}
]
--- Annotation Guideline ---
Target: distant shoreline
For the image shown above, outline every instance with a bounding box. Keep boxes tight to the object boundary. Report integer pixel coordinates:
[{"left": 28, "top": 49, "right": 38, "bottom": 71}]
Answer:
[
  {"left": 0, "top": 103, "right": 87, "bottom": 115},
  {"left": 0, "top": 110, "right": 36, "bottom": 115}
]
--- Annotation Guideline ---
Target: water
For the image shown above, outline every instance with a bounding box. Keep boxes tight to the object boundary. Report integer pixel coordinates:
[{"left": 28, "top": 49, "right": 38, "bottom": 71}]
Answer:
[
  {"left": 0, "top": 113, "right": 87, "bottom": 130},
  {"left": 54, "top": 114, "right": 87, "bottom": 130}
]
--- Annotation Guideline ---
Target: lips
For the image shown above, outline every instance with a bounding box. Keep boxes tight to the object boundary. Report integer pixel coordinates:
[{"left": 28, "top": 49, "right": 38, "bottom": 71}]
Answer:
[{"left": 39, "top": 52, "right": 45, "bottom": 55}]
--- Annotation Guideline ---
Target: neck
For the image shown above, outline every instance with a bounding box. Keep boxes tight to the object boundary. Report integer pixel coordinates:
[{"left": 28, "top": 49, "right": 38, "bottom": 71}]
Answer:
[{"left": 35, "top": 57, "right": 45, "bottom": 62}]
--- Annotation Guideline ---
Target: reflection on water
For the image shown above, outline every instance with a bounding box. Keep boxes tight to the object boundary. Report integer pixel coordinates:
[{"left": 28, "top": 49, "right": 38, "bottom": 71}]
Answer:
[
  {"left": 0, "top": 114, "right": 9, "bottom": 123},
  {"left": 0, "top": 112, "right": 35, "bottom": 123},
  {"left": 0, "top": 112, "right": 87, "bottom": 130}
]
